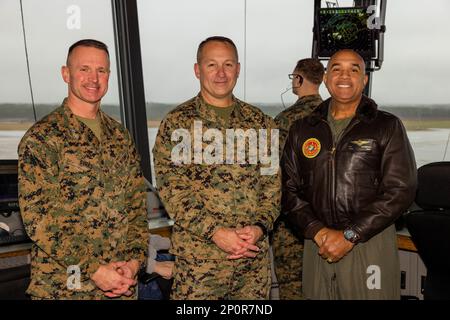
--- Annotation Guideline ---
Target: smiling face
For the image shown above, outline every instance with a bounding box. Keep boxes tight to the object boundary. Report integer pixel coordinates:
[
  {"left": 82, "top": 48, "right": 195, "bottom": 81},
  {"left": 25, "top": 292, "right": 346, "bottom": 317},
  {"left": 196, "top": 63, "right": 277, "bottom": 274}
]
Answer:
[
  {"left": 324, "top": 50, "right": 368, "bottom": 106},
  {"left": 61, "top": 46, "right": 110, "bottom": 110},
  {"left": 194, "top": 40, "right": 240, "bottom": 107}
]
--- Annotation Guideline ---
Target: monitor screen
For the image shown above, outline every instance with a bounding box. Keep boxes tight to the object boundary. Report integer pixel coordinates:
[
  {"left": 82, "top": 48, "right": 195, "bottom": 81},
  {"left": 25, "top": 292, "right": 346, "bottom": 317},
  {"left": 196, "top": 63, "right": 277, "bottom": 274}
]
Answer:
[
  {"left": 317, "top": 7, "right": 375, "bottom": 59},
  {"left": 0, "top": 174, "right": 18, "bottom": 203},
  {"left": 0, "top": 160, "right": 28, "bottom": 244},
  {"left": 0, "top": 161, "right": 18, "bottom": 204}
]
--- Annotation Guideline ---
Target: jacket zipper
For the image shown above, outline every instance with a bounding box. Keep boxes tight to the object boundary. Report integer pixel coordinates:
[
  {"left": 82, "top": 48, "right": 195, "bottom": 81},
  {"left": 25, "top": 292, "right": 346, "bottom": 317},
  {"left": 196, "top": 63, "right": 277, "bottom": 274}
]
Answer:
[
  {"left": 323, "top": 119, "right": 336, "bottom": 224},
  {"left": 323, "top": 117, "right": 360, "bottom": 227}
]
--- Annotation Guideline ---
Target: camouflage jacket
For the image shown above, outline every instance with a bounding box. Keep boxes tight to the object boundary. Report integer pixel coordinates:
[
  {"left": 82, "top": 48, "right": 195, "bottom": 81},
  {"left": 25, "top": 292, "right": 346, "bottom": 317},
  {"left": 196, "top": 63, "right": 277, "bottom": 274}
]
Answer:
[
  {"left": 153, "top": 94, "right": 280, "bottom": 260},
  {"left": 275, "top": 94, "right": 323, "bottom": 150},
  {"left": 18, "top": 99, "right": 149, "bottom": 299}
]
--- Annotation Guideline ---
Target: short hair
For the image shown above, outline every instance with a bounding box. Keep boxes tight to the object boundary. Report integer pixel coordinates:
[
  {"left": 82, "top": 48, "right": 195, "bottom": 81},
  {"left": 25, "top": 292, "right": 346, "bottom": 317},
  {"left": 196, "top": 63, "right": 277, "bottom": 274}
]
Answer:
[
  {"left": 295, "top": 58, "right": 324, "bottom": 85},
  {"left": 66, "top": 39, "right": 109, "bottom": 65},
  {"left": 196, "top": 36, "right": 239, "bottom": 63}
]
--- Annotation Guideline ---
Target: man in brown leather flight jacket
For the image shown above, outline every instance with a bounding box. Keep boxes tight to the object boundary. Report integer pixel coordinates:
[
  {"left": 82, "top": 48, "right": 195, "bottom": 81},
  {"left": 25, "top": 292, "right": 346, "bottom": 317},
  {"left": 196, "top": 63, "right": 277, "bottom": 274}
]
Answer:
[{"left": 281, "top": 49, "right": 417, "bottom": 299}]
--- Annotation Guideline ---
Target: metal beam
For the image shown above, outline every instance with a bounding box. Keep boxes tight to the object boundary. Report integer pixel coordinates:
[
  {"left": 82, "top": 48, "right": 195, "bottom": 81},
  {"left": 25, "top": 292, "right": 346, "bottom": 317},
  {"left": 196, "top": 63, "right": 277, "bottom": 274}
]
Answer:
[
  {"left": 364, "top": 68, "right": 372, "bottom": 97},
  {"left": 111, "top": 0, "right": 152, "bottom": 181}
]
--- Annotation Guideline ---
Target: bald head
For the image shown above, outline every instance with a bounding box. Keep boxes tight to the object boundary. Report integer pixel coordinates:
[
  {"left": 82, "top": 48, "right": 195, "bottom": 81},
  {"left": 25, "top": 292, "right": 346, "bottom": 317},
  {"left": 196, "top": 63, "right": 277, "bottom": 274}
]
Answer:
[
  {"left": 324, "top": 49, "right": 368, "bottom": 107},
  {"left": 328, "top": 49, "right": 366, "bottom": 74}
]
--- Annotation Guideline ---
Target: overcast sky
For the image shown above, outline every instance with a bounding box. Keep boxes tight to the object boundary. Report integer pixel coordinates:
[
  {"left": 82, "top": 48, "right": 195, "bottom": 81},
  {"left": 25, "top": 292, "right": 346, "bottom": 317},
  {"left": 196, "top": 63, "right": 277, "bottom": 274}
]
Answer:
[{"left": 1, "top": 0, "right": 449, "bottom": 107}]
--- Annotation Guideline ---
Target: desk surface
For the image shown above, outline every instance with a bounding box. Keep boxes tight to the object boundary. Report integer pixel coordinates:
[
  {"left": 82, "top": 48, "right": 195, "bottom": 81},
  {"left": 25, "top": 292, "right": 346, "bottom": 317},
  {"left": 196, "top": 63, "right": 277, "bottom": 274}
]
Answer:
[
  {"left": 0, "top": 242, "right": 32, "bottom": 258},
  {"left": 397, "top": 229, "right": 417, "bottom": 252},
  {"left": 0, "top": 242, "right": 32, "bottom": 255},
  {"left": 149, "top": 217, "right": 174, "bottom": 238},
  {"left": 149, "top": 217, "right": 174, "bottom": 230}
]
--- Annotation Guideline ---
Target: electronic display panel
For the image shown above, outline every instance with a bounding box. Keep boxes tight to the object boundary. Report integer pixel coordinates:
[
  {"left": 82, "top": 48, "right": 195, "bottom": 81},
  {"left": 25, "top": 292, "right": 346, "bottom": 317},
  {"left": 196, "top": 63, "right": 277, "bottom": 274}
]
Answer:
[{"left": 318, "top": 7, "right": 375, "bottom": 59}]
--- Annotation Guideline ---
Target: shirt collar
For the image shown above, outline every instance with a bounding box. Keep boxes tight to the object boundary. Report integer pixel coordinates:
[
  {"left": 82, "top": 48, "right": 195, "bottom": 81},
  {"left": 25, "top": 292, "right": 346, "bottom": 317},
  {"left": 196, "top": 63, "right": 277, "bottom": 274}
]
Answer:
[
  {"left": 194, "top": 93, "right": 246, "bottom": 126},
  {"left": 61, "top": 98, "right": 115, "bottom": 140}
]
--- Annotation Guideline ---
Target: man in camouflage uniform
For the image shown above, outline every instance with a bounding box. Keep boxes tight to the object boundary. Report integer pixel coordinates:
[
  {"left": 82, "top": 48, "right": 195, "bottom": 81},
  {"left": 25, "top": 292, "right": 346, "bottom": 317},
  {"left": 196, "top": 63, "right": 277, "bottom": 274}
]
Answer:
[
  {"left": 272, "top": 58, "right": 324, "bottom": 299},
  {"left": 153, "top": 36, "right": 280, "bottom": 299},
  {"left": 18, "top": 39, "right": 149, "bottom": 299}
]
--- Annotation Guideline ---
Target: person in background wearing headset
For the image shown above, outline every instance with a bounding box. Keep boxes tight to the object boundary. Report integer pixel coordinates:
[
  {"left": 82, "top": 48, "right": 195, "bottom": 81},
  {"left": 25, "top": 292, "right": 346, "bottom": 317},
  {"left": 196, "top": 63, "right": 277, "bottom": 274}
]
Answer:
[{"left": 271, "top": 58, "right": 324, "bottom": 299}]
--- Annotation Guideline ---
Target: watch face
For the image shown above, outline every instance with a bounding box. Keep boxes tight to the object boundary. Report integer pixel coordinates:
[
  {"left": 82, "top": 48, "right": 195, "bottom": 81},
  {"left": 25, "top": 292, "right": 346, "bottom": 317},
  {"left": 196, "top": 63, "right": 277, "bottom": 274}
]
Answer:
[{"left": 344, "top": 229, "right": 356, "bottom": 241}]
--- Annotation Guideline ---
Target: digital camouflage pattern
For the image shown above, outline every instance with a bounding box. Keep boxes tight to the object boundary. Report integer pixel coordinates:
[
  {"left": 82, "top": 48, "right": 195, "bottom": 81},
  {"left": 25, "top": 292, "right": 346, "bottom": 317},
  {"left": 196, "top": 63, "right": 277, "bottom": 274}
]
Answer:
[
  {"left": 18, "top": 99, "right": 149, "bottom": 299},
  {"left": 153, "top": 94, "right": 280, "bottom": 298},
  {"left": 275, "top": 95, "right": 323, "bottom": 147},
  {"left": 272, "top": 94, "right": 322, "bottom": 299},
  {"left": 153, "top": 94, "right": 280, "bottom": 259},
  {"left": 171, "top": 255, "right": 270, "bottom": 300}
]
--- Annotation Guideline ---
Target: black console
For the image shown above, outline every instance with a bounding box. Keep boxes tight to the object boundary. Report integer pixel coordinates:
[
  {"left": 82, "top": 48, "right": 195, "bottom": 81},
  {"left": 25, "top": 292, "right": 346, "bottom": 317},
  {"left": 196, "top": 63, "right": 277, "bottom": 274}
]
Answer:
[
  {"left": 0, "top": 160, "right": 29, "bottom": 246},
  {"left": 0, "top": 160, "right": 31, "bottom": 300}
]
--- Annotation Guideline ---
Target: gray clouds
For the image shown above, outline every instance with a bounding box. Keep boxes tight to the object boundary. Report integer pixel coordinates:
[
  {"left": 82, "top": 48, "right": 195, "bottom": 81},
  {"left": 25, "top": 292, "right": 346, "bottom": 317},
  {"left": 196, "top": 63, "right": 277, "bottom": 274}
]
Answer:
[{"left": 1, "top": 0, "right": 449, "bottom": 106}]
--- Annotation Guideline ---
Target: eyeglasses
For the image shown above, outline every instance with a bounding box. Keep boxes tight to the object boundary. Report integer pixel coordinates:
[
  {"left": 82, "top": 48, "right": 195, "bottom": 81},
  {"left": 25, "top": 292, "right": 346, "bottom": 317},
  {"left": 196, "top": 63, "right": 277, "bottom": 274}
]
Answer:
[
  {"left": 288, "top": 74, "right": 303, "bottom": 81},
  {"left": 288, "top": 74, "right": 304, "bottom": 85}
]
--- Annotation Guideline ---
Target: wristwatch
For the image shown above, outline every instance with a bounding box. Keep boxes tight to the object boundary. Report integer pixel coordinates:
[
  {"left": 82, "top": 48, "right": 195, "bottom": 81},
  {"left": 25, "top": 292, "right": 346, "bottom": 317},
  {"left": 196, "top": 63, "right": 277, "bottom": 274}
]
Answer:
[{"left": 343, "top": 228, "right": 360, "bottom": 244}]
